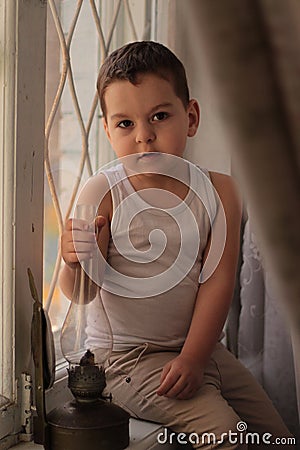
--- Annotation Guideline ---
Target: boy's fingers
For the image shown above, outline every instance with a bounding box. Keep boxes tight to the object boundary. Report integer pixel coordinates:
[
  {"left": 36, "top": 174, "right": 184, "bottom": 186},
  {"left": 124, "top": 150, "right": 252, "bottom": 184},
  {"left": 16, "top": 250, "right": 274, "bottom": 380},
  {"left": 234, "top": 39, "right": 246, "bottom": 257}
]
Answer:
[
  {"left": 72, "top": 229, "right": 95, "bottom": 243},
  {"left": 157, "top": 376, "right": 178, "bottom": 396},
  {"left": 159, "top": 362, "right": 171, "bottom": 385},
  {"left": 95, "top": 215, "right": 106, "bottom": 239},
  {"left": 163, "top": 378, "right": 187, "bottom": 398},
  {"left": 65, "top": 216, "right": 106, "bottom": 234},
  {"left": 95, "top": 215, "right": 106, "bottom": 229},
  {"left": 65, "top": 218, "right": 89, "bottom": 231},
  {"left": 157, "top": 368, "right": 180, "bottom": 396},
  {"left": 62, "top": 215, "right": 107, "bottom": 265},
  {"left": 64, "top": 218, "right": 74, "bottom": 231},
  {"left": 71, "top": 241, "right": 95, "bottom": 253},
  {"left": 76, "top": 252, "right": 94, "bottom": 262},
  {"left": 65, "top": 251, "right": 92, "bottom": 264}
]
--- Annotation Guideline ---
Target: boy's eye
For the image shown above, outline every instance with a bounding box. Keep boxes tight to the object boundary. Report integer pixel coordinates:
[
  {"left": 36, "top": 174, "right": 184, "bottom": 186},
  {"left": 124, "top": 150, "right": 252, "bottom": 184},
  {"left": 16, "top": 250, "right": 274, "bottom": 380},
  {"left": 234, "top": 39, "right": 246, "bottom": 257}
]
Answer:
[
  {"left": 118, "top": 120, "right": 133, "bottom": 128},
  {"left": 152, "top": 112, "right": 168, "bottom": 121}
]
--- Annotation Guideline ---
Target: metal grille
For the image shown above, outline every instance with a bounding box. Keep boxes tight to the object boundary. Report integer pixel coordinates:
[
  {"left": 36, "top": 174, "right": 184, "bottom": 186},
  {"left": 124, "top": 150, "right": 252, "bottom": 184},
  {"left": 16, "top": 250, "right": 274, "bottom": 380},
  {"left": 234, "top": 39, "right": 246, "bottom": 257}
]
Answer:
[{"left": 44, "top": 0, "right": 158, "bottom": 333}]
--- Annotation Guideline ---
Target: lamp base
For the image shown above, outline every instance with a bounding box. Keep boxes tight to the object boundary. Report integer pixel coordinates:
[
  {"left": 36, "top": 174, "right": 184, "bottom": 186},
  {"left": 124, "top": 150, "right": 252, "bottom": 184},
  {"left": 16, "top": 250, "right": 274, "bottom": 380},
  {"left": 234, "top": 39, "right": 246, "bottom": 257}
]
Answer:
[{"left": 46, "top": 398, "right": 130, "bottom": 450}]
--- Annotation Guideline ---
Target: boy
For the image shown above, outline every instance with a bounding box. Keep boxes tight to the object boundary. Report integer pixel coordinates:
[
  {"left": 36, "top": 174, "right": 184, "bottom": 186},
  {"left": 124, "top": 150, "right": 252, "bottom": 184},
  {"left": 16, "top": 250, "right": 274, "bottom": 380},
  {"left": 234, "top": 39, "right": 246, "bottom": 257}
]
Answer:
[{"left": 60, "top": 41, "right": 294, "bottom": 448}]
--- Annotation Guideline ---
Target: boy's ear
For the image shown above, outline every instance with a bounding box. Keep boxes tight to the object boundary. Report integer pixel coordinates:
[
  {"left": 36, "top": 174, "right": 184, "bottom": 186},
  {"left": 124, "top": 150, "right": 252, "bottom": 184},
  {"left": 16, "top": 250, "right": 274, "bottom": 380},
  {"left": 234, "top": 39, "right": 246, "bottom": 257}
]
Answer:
[
  {"left": 103, "top": 118, "right": 111, "bottom": 141},
  {"left": 187, "top": 99, "right": 200, "bottom": 137}
]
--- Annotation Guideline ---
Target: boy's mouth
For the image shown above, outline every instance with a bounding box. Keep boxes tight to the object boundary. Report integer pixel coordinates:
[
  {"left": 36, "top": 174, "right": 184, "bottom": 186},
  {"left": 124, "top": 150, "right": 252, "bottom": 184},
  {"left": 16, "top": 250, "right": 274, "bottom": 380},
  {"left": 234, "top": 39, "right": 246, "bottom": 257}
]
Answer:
[{"left": 138, "top": 152, "right": 161, "bottom": 159}]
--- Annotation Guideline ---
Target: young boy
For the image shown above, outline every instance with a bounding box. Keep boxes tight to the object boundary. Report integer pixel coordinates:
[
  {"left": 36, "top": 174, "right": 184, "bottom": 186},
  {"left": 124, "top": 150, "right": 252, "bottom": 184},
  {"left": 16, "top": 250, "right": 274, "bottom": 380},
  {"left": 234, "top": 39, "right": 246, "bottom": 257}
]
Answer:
[{"left": 60, "top": 41, "right": 294, "bottom": 448}]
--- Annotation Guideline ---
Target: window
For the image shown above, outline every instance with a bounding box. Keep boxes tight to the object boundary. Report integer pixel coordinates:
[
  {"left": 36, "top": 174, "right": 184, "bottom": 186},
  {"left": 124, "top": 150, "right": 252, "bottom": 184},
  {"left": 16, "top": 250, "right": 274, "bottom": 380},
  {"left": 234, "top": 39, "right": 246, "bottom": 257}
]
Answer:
[
  {"left": 0, "top": 0, "right": 170, "bottom": 446},
  {"left": 0, "top": 0, "right": 46, "bottom": 446}
]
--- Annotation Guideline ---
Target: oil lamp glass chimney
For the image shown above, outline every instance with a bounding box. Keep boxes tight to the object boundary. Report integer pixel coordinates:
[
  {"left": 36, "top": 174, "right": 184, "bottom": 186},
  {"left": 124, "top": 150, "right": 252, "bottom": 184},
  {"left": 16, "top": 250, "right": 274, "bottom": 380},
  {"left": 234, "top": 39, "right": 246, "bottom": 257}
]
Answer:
[{"left": 60, "top": 204, "right": 112, "bottom": 398}]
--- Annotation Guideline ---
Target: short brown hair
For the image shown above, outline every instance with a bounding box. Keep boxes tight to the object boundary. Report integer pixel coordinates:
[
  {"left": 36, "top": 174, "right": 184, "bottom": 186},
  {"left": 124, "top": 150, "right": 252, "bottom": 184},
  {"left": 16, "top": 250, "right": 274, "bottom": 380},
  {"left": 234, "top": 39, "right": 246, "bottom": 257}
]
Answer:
[{"left": 97, "top": 41, "right": 190, "bottom": 118}]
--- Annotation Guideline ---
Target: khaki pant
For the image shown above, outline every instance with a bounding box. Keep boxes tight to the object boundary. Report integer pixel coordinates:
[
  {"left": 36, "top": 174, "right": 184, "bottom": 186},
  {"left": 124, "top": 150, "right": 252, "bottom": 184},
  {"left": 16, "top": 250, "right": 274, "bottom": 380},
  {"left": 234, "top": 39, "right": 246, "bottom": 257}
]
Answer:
[{"left": 103, "top": 343, "right": 295, "bottom": 449}]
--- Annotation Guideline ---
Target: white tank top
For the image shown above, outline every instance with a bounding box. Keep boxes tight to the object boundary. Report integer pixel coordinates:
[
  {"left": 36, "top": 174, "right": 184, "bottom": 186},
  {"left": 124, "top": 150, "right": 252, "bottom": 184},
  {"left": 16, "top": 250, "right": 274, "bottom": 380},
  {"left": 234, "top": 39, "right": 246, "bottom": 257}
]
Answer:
[{"left": 86, "top": 162, "right": 217, "bottom": 351}]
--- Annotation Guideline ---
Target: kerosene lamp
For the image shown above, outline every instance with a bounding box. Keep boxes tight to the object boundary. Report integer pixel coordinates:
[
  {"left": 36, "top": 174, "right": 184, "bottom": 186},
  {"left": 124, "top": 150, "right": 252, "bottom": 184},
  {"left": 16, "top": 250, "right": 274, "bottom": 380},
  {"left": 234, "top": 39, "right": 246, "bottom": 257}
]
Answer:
[{"left": 30, "top": 205, "right": 130, "bottom": 450}]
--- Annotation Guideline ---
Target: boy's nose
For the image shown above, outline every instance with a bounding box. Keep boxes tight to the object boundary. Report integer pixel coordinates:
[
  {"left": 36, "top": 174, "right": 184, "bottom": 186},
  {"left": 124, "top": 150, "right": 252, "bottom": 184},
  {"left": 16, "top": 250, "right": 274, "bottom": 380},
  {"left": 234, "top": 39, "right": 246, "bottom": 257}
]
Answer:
[{"left": 135, "top": 123, "right": 156, "bottom": 144}]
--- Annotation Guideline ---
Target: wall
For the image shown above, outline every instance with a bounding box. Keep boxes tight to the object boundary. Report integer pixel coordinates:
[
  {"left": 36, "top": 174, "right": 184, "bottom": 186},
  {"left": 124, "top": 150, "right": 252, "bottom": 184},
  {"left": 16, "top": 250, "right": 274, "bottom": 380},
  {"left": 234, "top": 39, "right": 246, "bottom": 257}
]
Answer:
[{"left": 167, "top": 0, "right": 232, "bottom": 173}]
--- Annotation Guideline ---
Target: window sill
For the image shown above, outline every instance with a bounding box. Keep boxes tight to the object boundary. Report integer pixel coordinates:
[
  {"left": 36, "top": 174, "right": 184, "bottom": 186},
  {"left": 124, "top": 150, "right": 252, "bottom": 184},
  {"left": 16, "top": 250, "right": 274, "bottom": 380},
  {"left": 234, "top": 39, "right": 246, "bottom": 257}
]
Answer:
[
  {"left": 8, "top": 444, "right": 42, "bottom": 450},
  {"left": 9, "top": 419, "right": 178, "bottom": 449}
]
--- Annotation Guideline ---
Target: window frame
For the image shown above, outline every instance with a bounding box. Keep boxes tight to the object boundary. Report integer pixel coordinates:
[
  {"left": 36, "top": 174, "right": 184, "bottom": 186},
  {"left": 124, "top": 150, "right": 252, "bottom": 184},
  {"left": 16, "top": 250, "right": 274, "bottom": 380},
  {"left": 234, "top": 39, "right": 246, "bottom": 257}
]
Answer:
[{"left": 0, "top": 0, "right": 46, "bottom": 445}]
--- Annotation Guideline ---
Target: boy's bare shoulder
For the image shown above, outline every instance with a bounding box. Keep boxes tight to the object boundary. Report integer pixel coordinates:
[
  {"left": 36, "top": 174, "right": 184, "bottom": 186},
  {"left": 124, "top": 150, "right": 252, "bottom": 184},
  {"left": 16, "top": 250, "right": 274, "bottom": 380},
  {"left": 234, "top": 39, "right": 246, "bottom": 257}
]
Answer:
[
  {"left": 77, "top": 172, "right": 113, "bottom": 221},
  {"left": 208, "top": 170, "right": 234, "bottom": 186},
  {"left": 208, "top": 171, "right": 242, "bottom": 215},
  {"left": 208, "top": 171, "right": 238, "bottom": 194}
]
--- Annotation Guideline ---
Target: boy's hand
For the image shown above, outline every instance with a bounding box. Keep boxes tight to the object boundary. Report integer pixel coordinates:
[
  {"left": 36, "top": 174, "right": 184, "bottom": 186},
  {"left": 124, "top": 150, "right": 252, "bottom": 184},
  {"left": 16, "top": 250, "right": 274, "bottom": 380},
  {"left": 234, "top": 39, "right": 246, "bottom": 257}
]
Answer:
[
  {"left": 157, "top": 354, "right": 204, "bottom": 400},
  {"left": 61, "top": 216, "right": 106, "bottom": 268}
]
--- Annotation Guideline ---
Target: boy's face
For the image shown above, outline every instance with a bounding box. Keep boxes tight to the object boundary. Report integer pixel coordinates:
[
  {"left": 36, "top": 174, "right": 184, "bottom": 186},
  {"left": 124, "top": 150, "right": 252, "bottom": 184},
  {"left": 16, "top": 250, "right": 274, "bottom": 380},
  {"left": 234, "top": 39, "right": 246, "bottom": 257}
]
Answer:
[{"left": 103, "top": 74, "right": 200, "bottom": 160}]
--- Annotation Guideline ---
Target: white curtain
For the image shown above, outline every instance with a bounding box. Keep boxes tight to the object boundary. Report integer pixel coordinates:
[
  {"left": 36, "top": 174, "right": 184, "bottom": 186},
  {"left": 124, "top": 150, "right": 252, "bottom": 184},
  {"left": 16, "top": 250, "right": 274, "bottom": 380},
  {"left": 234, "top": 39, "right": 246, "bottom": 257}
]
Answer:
[{"left": 239, "top": 219, "right": 299, "bottom": 439}]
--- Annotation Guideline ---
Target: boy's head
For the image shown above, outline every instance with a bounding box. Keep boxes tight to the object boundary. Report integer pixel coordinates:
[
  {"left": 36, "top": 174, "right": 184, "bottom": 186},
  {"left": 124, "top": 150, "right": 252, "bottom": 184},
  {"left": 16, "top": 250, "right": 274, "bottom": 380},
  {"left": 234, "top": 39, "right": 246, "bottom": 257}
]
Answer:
[{"left": 97, "top": 41, "right": 190, "bottom": 119}]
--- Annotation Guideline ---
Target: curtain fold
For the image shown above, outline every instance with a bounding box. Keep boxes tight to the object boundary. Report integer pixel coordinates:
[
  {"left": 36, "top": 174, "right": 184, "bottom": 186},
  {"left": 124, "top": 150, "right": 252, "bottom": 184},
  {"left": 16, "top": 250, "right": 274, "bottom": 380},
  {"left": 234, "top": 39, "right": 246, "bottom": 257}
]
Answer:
[{"left": 239, "top": 219, "right": 299, "bottom": 439}]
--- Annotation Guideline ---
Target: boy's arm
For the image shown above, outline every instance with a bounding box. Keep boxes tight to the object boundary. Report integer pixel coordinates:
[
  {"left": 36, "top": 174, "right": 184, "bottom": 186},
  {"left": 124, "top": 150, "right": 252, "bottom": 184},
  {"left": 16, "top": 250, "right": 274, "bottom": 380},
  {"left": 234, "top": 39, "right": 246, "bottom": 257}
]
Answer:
[
  {"left": 59, "top": 215, "right": 109, "bottom": 301},
  {"left": 157, "top": 172, "right": 242, "bottom": 399},
  {"left": 59, "top": 215, "right": 109, "bottom": 300},
  {"left": 59, "top": 180, "right": 112, "bottom": 300}
]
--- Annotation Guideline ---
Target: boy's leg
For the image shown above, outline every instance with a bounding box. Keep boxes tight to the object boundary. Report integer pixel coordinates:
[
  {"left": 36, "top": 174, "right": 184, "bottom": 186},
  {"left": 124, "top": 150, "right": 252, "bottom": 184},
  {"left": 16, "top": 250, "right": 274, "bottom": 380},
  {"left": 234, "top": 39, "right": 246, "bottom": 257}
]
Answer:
[
  {"left": 211, "top": 343, "right": 295, "bottom": 449},
  {"left": 105, "top": 344, "right": 247, "bottom": 449}
]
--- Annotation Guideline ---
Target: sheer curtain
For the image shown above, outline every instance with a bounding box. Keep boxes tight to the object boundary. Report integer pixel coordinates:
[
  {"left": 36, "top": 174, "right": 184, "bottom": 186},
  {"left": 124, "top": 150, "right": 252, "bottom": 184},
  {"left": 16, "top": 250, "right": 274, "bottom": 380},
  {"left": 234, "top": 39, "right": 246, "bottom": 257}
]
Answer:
[{"left": 239, "top": 219, "right": 299, "bottom": 439}]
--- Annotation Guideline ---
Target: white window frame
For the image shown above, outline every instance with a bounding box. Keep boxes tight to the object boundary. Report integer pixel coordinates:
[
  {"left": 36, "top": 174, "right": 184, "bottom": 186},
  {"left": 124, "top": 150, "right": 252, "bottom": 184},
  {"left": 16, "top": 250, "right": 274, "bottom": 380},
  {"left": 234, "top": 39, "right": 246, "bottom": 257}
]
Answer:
[{"left": 0, "top": 0, "right": 46, "bottom": 446}]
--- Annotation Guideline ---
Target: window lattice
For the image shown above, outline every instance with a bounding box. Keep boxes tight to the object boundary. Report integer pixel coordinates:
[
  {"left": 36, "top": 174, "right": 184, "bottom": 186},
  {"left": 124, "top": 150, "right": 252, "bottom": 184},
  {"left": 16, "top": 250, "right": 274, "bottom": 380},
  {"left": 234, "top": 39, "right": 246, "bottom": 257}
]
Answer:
[{"left": 44, "top": 0, "right": 157, "bottom": 334}]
